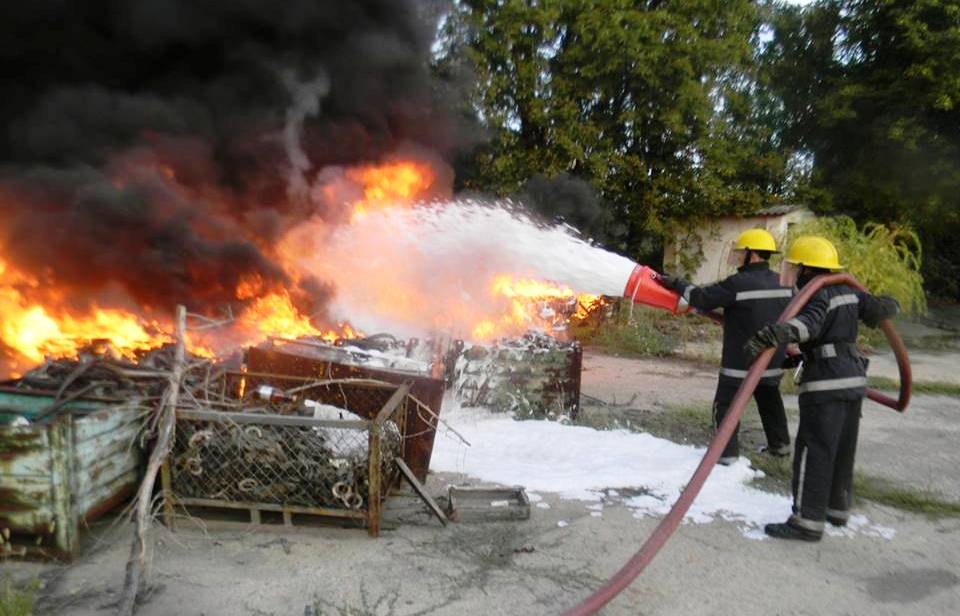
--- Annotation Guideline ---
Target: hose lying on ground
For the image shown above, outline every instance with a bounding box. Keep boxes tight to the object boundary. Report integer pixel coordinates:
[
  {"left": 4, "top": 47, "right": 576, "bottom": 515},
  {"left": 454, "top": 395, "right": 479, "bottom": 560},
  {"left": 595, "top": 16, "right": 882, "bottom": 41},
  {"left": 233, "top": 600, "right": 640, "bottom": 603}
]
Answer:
[{"left": 562, "top": 273, "right": 912, "bottom": 616}]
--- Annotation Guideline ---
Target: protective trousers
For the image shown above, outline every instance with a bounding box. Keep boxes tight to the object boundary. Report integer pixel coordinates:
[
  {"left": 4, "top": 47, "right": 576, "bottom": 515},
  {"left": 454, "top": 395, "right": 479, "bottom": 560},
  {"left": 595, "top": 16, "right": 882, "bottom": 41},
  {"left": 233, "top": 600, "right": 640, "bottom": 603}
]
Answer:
[
  {"left": 713, "top": 380, "right": 790, "bottom": 459},
  {"left": 791, "top": 398, "right": 862, "bottom": 530}
]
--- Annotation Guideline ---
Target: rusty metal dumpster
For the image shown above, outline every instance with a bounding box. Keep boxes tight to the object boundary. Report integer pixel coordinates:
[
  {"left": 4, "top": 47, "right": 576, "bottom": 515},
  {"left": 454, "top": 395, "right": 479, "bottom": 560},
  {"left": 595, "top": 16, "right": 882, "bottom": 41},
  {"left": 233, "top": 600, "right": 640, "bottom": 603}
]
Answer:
[{"left": 0, "top": 389, "right": 145, "bottom": 559}]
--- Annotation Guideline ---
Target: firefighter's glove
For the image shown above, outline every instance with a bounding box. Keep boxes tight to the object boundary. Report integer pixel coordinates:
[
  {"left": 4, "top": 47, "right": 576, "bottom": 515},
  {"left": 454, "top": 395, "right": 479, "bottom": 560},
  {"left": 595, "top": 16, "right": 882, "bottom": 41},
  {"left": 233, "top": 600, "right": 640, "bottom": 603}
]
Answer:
[
  {"left": 862, "top": 295, "right": 900, "bottom": 328},
  {"left": 744, "top": 323, "right": 794, "bottom": 363},
  {"left": 660, "top": 273, "right": 685, "bottom": 292}
]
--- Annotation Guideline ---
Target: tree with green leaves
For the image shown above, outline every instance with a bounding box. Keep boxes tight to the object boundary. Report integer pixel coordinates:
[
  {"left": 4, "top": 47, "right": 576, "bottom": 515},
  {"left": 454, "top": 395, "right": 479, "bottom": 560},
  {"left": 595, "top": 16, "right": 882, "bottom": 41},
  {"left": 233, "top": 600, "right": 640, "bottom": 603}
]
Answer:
[
  {"left": 762, "top": 0, "right": 960, "bottom": 298},
  {"left": 436, "top": 0, "right": 792, "bottom": 261}
]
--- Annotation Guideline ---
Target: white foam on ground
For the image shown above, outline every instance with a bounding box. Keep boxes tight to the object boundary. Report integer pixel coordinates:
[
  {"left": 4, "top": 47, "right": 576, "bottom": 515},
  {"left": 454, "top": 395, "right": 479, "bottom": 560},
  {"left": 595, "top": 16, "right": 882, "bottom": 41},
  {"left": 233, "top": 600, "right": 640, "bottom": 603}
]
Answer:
[{"left": 432, "top": 403, "right": 895, "bottom": 540}]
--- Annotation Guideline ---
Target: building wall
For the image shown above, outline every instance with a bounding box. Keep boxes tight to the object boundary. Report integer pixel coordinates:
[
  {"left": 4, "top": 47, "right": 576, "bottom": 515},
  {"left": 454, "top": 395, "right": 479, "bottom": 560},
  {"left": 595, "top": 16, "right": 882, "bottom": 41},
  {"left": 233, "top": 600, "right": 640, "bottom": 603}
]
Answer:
[{"left": 664, "top": 208, "right": 815, "bottom": 285}]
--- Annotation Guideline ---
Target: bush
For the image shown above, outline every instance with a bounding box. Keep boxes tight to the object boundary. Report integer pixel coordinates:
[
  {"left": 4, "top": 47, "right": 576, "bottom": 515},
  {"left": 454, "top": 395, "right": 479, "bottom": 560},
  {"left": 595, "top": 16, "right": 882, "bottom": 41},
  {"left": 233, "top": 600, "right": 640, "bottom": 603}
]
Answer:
[{"left": 787, "top": 216, "right": 927, "bottom": 314}]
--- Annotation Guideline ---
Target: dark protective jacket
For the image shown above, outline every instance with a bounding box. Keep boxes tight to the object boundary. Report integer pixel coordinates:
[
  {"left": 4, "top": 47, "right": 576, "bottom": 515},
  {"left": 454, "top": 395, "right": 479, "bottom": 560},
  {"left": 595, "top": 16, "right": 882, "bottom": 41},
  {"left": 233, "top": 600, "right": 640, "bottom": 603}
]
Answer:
[
  {"left": 784, "top": 284, "right": 899, "bottom": 404},
  {"left": 676, "top": 262, "right": 793, "bottom": 386}
]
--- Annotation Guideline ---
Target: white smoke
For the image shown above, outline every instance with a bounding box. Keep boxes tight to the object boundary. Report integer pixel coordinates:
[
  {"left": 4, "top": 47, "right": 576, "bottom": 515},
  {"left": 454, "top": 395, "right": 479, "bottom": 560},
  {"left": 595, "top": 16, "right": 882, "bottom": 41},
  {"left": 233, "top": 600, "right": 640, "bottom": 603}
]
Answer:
[{"left": 282, "top": 70, "right": 331, "bottom": 203}]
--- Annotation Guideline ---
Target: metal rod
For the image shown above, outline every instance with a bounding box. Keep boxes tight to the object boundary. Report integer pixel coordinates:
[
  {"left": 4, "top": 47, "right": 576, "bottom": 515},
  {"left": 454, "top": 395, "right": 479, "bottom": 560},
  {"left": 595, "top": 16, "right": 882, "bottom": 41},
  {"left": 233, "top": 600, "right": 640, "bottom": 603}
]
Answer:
[
  {"left": 368, "top": 422, "right": 382, "bottom": 537},
  {"left": 169, "top": 497, "right": 367, "bottom": 520},
  {"left": 176, "top": 409, "right": 367, "bottom": 430}
]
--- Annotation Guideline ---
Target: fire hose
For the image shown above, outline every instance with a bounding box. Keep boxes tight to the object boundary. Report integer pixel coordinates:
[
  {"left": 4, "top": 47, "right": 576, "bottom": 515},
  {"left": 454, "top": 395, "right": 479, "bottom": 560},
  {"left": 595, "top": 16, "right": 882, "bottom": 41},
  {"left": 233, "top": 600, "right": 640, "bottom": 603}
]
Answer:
[{"left": 562, "top": 272, "right": 912, "bottom": 616}]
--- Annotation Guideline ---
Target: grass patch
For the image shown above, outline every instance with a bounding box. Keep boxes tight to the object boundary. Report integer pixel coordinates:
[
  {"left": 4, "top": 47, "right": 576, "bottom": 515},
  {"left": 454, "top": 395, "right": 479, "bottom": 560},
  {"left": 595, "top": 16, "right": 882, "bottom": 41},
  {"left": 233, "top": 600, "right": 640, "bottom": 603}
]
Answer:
[
  {"left": 867, "top": 375, "right": 960, "bottom": 396},
  {"left": 747, "top": 454, "right": 960, "bottom": 516},
  {"left": 0, "top": 576, "right": 38, "bottom": 616},
  {"left": 779, "top": 376, "right": 799, "bottom": 395},
  {"left": 860, "top": 324, "right": 960, "bottom": 352},
  {"left": 636, "top": 403, "right": 714, "bottom": 446},
  {"left": 572, "top": 301, "right": 719, "bottom": 359},
  {"left": 573, "top": 402, "right": 714, "bottom": 445},
  {"left": 578, "top": 400, "right": 785, "bottom": 451},
  {"left": 853, "top": 474, "right": 960, "bottom": 517},
  {"left": 746, "top": 451, "right": 794, "bottom": 492},
  {"left": 778, "top": 374, "right": 960, "bottom": 397}
]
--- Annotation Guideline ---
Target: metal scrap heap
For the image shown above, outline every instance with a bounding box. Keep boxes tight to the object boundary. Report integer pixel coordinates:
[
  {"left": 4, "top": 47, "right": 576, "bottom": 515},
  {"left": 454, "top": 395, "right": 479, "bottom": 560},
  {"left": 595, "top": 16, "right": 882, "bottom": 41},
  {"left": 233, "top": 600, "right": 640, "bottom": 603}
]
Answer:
[{"left": 453, "top": 331, "right": 583, "bottom": 419}]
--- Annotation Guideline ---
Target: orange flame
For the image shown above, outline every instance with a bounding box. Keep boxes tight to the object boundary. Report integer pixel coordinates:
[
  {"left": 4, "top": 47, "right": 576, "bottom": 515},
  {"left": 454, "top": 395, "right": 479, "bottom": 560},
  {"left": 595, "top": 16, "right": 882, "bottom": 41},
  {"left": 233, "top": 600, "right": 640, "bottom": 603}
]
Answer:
[
  {"left": 0, "top": 248, "right": 361, "bottom": 376},
  {"left": 468, "top": 274, "right": 604, "bottom": 340},
  {"left": 574, "top": 294, "right": 605, "bottom": 320},
  {"left": 348, "top": 161, "right": 434, "bottom": 220},
  {"left": 0, "top": 256, "right": 171, "bottom": 370},
  {"left": 490, "top": 275, "right": 576, "bottom": 300},
  {"left": 237, "top": 289, "right": 319, "bottom": 340},
  {"left": 0, "top": 158, "right": 609, "bottom": 378}
]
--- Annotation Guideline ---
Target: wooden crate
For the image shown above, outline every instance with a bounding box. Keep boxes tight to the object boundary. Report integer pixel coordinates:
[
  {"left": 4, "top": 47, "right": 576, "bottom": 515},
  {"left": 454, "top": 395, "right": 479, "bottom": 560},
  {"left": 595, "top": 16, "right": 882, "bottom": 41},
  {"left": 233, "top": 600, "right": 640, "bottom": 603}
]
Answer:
[{"left": 0, "top": 390, "right": 144, "bottom": 559}]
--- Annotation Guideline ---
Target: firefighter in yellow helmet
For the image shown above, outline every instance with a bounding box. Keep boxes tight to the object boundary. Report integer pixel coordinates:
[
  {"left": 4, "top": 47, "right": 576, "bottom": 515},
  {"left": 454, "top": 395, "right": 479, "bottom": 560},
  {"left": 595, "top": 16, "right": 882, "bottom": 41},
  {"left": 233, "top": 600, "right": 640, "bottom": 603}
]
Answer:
[
  {"left": 745, "top": 236, "right": 899, "bottom": 541},
  {"left": 662, "top": 229, "right": 793, "bottom": 465}
]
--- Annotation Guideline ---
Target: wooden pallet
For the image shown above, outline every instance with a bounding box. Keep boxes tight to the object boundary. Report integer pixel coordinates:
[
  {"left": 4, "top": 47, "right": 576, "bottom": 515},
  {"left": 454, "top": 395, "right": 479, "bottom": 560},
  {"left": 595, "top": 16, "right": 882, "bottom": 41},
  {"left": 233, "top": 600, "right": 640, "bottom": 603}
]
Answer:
[{"left": 164, "top": 496, "right": 369, "bottom": 532}]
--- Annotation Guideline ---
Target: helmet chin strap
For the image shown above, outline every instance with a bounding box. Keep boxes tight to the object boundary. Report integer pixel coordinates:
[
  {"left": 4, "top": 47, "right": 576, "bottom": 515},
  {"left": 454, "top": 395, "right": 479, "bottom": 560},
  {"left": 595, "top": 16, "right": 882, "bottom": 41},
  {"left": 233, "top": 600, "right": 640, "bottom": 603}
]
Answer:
[
  {"left": 742, "top": 249, "right": 753, "bottom": 268},
  {"left": 797, "top": 266, "right": 816, "bottom": 288}
]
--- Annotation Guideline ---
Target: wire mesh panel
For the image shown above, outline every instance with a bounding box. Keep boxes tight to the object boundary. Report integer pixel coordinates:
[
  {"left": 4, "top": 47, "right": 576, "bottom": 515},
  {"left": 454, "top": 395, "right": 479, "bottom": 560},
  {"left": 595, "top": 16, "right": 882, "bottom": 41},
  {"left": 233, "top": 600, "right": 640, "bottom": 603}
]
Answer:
[{"left": 164, "top": 380, "right": 408, "bottom": 534}]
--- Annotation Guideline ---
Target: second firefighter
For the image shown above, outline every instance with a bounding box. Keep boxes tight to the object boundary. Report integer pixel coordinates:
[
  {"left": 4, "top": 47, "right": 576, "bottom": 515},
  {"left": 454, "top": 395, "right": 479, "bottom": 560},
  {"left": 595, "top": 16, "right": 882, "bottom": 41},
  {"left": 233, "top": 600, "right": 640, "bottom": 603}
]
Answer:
[{"left": 662, "top": 229, "right": 794, "bottom": 465}]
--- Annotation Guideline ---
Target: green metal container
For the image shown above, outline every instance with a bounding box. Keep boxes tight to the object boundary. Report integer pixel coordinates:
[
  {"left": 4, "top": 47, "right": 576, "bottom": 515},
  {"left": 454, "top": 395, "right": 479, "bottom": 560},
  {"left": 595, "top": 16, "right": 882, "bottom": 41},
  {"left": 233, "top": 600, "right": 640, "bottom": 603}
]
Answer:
[{"left": 0, "top": 390, "right": 144, "bottom": 559}]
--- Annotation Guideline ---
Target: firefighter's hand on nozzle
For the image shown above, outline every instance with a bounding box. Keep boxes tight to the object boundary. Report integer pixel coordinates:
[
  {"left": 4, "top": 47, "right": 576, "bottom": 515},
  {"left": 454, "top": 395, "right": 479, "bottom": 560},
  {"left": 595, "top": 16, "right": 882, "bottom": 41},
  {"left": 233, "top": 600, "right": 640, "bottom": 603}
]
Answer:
[
  {"left": 744, "top": 323, "right": 794, "bottom": 362},
  {"left": 660, "top": 273, "right": 684, "bottom": 291}
]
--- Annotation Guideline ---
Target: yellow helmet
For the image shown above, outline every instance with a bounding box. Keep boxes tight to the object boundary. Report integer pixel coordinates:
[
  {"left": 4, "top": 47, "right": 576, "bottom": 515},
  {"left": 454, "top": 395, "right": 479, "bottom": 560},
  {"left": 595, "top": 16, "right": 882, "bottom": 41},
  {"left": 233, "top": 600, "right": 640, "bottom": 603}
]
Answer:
[
  {"left": 785, "top": 236, "right": 843, "bottom": 270},
  {"left": 734, "top": 228, "right": 778, "bottom": 252}
]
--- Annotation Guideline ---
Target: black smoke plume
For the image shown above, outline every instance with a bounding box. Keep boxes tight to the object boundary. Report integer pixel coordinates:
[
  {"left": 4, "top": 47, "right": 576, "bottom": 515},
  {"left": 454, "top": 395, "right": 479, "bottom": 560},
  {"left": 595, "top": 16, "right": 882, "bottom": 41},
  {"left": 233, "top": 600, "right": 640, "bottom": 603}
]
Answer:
[
  {"left": 0, "top": 0, "right": 458, "bottom": 315},
  {"left": 519, "top": 173, "right": 617, "bottom": 244}
]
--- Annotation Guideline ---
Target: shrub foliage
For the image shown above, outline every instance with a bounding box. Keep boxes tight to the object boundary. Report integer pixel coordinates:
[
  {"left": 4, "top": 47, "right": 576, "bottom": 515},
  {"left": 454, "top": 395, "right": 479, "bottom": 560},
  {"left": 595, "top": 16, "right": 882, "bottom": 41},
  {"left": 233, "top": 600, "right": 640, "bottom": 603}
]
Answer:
[{"left": 788, "top": 216, "right": 926, "bottom": 315}]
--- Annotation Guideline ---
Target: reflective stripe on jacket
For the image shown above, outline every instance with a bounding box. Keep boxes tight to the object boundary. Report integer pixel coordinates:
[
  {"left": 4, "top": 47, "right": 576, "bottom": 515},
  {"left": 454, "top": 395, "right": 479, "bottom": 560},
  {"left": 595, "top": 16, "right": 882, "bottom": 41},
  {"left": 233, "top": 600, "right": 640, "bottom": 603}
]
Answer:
[
  {"left": 785, "top": 284, "right": 886, "bottom": 404},
  {"left": 679, "top": 262, "right": 793, "bottom": 385}
]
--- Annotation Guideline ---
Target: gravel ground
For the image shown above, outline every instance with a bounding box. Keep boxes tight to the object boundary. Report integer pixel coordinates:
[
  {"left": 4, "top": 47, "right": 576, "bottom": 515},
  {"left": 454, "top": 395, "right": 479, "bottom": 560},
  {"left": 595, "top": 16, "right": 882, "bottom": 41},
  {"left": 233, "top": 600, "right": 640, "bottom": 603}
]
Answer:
[{"left": 4, "top": 349, "right": 958, "bottom": 616}]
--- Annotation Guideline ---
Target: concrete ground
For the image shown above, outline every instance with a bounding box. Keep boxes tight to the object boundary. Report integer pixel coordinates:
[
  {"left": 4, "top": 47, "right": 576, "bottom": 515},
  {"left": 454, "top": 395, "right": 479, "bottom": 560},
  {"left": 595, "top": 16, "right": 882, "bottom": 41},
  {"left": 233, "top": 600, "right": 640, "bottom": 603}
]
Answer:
[
  {"left": 581, "top": 350, "right": 960, "bottom": 502},
  {"left": 5, "top": 348, "right": 960, "bottom": 616}
]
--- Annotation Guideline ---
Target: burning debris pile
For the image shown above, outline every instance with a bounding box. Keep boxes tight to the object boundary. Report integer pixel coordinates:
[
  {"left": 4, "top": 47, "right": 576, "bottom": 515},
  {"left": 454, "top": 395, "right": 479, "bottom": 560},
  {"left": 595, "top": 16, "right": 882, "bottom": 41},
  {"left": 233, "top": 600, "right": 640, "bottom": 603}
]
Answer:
[
  {"left": 0, "top": 0, "right": 458, "bottom": 378},
  {"left": 0, "top": 306, "right": 449, "bottom": 566},
  {"left": 9, "top": 343, "right": 192, "bottom": 405},
  {"left": 0, "top": 0, "right": 640, "bottom": 382}
]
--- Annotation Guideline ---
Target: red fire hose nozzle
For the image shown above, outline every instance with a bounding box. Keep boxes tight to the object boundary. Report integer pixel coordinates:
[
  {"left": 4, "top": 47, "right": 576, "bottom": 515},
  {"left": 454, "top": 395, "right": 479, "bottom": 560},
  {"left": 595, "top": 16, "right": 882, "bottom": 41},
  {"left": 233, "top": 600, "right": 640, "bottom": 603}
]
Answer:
[
  {"left": 622, "top": 265, "right": 688, "bottom": 314},
  {"left": 564, "top": 272, "right": 912, "bottom": 616}
]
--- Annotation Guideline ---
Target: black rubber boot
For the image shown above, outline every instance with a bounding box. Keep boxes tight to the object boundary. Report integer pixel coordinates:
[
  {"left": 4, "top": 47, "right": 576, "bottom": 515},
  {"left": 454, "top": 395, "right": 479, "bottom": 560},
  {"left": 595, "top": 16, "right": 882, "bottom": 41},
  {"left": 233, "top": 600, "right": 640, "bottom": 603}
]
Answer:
[
  {"left": 764, "top": 521, "right": 822, "bottom": 542},
  {"left": 826, "top": 514, "right": 848, "bottom": 527},
  {"left": 759, "top": 444, "right": 791, "bottom": 458}
]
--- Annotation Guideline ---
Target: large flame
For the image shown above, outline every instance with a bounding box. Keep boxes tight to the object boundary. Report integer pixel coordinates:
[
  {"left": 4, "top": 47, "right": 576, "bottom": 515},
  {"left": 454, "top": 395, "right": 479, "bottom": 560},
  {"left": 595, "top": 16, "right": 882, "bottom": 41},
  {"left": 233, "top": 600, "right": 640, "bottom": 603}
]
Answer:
[
  {"left": 347, "top": 161, "right": 435, "bottom": 221},
  {"left": 471, "top": 275, "right": 604, "bottom": 340},
  {"left": 0, "top": 256, "right": 171, "bottom": 373},
  {"left": 0, "top": 157, "right": 605, "bottom": 378}
]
